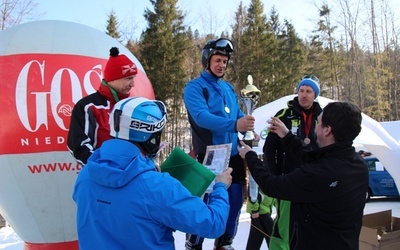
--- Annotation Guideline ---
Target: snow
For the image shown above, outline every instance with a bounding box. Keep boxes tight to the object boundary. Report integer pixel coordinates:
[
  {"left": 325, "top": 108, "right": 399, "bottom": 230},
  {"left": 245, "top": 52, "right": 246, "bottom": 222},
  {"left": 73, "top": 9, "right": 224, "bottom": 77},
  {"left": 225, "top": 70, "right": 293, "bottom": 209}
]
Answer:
[
  {"left": 0, "top": 205, "right": 265, "bottom": 250},
  {"left": 1, "top": 200, "right": 399, "bottom": 250},
  {"left": 0, "top": 227, "right": 23, "bottom": 250}
]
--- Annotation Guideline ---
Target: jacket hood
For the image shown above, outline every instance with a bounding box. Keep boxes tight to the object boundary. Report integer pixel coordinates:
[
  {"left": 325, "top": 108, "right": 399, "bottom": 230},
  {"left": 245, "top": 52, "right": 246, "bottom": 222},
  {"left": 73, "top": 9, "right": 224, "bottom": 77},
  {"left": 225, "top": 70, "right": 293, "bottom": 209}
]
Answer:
[{"left": 86, "top": 139, "right": 155, "bottom": 188}]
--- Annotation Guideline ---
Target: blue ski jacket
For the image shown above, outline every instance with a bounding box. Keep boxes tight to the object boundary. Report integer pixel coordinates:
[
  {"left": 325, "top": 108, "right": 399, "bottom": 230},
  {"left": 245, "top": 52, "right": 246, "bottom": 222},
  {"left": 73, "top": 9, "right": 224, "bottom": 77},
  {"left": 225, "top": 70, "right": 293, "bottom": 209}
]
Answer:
[
  {"left": 184, "top": 70, "right": 245, "bottom": 157},
  {"left": 73, "top": 139, "right": 229, "bottom": 250}
]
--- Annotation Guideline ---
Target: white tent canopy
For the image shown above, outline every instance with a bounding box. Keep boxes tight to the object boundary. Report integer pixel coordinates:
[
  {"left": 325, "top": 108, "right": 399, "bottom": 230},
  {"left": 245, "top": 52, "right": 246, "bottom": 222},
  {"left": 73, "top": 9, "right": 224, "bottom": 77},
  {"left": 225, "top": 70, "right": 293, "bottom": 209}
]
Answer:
[
  {"left": 249, "top": 95, "right": 400, "bottom": 194},
  {"left": 380, "top": 121, "right": 400, "bottom": 143}
]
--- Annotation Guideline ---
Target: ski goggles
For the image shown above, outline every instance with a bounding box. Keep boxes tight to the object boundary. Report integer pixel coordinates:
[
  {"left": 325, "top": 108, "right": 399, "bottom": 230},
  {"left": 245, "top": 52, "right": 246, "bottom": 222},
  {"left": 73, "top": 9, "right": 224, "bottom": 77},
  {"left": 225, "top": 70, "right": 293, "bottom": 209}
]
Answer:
[
  {"left": 302, "top": 74, "right": 319, "bottom": 83},
  {"left": 205, "top": 38, "right": 234, "bottom": 52}
]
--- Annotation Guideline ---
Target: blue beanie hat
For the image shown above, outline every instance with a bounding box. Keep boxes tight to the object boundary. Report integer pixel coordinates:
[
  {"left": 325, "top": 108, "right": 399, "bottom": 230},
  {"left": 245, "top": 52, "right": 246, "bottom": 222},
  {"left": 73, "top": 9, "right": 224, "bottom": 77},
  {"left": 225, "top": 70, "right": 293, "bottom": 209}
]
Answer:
[{"left": 297, "top": 78, "right": 320, "bottom": 98}]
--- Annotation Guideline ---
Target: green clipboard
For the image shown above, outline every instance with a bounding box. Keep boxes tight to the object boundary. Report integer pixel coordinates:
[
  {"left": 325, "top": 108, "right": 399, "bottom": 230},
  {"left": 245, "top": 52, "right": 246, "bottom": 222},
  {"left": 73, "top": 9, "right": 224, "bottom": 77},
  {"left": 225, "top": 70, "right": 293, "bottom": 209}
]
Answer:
[{"left": 160, "top": 147, "right": 216, "bottom": 197}]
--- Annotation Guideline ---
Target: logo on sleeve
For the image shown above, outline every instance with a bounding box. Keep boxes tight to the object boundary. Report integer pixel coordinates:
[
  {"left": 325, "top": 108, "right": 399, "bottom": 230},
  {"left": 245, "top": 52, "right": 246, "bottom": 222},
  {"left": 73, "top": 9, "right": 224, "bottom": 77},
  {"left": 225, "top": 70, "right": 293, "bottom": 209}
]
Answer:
[{"left": 330, "top": 181, "right": 338, "bottom": 187}]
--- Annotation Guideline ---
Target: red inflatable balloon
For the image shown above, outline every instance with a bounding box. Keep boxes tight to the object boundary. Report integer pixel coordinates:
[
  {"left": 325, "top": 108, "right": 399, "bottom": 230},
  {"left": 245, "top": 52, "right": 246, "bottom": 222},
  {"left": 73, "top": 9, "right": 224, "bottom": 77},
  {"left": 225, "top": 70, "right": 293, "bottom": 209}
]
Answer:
[{"left": 0, "top": 20, "right": 154, "bottom": 250}]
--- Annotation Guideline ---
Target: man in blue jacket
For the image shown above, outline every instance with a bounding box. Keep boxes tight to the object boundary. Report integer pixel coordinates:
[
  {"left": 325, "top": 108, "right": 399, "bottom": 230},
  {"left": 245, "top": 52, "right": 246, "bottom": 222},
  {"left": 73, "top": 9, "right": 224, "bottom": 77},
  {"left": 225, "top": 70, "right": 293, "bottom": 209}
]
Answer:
[
  {"left": 73, "top": 96, "right": 233, "bottom": 250},
  {"left": 184, "top": 38, "right": 256, "bottom": 250},
  {"left": 239, "top": 102, "right": 369, "bottom": 250}
]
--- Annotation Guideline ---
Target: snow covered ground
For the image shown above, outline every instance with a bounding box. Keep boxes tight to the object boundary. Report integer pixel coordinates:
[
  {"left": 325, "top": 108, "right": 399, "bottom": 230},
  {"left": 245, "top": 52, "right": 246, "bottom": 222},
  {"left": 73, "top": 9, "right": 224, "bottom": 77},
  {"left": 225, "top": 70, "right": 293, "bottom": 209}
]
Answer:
[{"left": 1, "top": 198, "right": 399, "bottom": 250}]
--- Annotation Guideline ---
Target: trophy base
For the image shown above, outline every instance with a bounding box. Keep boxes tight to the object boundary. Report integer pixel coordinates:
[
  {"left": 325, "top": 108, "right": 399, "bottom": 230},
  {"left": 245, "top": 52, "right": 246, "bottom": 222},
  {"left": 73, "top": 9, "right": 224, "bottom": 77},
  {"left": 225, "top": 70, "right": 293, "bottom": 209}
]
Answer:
[
  {"left": 243, "top": 139, "right": 252, "bottom": 148},
  {"left": 243, "top": 139, "right": 259, "bottom": 148}
]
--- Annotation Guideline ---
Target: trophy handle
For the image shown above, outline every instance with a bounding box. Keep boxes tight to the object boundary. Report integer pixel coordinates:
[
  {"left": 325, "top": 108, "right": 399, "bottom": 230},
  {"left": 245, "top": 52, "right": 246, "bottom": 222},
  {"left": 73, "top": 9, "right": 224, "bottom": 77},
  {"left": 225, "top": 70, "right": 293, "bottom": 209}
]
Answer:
[{"left": 247, "top": 75, "right": 253, "bottom": 85}]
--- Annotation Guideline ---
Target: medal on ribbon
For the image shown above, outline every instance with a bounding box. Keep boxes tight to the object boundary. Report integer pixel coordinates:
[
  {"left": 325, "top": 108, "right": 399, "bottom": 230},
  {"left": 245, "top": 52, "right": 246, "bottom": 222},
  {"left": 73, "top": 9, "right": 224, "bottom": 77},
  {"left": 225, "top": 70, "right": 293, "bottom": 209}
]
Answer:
[{"left": 302, "top": 109, "right": 313, "bottom": 145}]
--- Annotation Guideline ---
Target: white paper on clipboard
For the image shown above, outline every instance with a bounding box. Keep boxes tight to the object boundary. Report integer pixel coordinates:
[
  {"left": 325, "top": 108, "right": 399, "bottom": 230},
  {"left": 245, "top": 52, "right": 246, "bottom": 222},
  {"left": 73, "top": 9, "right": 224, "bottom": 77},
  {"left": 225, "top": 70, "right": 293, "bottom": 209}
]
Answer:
[{"left": 203, "top": 143, "right": 232, "bottom": 193}]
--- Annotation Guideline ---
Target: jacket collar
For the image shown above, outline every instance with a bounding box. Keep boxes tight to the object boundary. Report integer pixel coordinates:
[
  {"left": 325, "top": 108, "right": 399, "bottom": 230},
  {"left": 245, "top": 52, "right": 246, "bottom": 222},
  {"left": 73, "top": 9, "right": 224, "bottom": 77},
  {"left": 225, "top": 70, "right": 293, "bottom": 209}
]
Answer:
[
  {"left": 201, "top": 70, "right": 220, "bottom": 84},
  {"left": 98, "top": 82, "right": 130, "bottom": 104}
]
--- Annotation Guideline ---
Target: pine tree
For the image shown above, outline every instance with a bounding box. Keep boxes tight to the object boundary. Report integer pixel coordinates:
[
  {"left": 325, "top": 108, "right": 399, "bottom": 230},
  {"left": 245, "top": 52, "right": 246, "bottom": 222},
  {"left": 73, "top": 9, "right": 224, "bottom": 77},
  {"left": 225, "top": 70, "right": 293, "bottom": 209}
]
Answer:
[
  {"left": 274, "top": 19, "right": 305, "bottom": 98},
  {"left": 230, "top": 2, "right": 248, "bottom": 91},
  {"left": 139, "top": 0, "right": 189, "bottom": 152},
  {"left": 185, "top": 28, "right": 203, "bottom": 80},
  {"left": 105, "top": 10, "right": 121, "bottom": 41},
  {"left": 308, "top": 4, "right": 344, "bottom": 100},
  {"left": 239, "top": 0, "right": 274, "bottom": 105},
  {"left": 267, "top": 8, "right": 305, "bottom": 101}
]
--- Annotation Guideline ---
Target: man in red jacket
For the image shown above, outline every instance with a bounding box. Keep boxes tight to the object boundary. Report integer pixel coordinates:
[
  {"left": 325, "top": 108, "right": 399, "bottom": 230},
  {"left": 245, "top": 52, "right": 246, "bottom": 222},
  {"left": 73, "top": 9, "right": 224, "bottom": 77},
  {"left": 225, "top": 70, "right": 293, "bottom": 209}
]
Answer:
[{"left": 67, "top": 47, "right": 137, "bottom": 165}]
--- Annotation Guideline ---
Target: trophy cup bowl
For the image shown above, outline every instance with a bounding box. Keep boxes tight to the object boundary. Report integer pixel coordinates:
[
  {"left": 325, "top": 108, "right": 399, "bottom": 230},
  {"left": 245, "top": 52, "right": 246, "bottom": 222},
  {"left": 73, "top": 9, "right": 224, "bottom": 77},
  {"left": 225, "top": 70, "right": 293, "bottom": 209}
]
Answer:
[{"left": 240, "top": 75, "right": 261, "bottom": 147}]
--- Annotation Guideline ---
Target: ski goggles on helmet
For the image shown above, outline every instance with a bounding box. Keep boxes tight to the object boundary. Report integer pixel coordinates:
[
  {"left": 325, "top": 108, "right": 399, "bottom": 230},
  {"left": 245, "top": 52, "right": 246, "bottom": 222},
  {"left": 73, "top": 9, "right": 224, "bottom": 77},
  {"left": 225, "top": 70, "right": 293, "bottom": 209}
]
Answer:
[{"left": 204, "top": 38, "right": 234, "bottom": 53}]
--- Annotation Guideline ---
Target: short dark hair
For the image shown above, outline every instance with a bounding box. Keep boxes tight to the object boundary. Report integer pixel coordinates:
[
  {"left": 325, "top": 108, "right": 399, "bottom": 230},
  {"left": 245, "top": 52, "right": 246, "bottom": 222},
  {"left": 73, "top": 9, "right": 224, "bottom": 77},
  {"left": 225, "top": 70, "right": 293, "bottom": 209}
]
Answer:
[{"left": 321, "top": 102, "right": 362, "bottom": 143}]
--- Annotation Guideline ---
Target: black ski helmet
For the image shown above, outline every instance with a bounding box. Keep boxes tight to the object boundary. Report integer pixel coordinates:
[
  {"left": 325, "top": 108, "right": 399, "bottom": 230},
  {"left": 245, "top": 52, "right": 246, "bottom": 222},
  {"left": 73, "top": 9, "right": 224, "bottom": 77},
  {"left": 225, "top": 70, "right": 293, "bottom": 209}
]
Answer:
[{"left": 201, "top": 38, "right": 234, "bottom": 69}]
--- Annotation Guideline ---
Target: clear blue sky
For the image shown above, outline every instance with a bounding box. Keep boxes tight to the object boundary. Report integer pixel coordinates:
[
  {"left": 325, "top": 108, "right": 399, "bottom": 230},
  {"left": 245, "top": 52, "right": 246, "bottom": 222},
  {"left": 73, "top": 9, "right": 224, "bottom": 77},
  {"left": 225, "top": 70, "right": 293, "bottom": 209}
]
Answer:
[
  {"left": 37, "top": 0, "right": 316, "bottom": 40},
  {"left": 36, "top": 0, "right": 400, "bottom": 42}
]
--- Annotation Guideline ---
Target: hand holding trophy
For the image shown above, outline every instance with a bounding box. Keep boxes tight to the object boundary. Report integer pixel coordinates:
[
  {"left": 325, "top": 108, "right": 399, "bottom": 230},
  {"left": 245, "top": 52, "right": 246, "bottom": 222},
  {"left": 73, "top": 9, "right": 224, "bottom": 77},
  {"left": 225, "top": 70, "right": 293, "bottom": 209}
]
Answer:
[{"left": 240, "top": 75, "right": 261, "bottom": 147}]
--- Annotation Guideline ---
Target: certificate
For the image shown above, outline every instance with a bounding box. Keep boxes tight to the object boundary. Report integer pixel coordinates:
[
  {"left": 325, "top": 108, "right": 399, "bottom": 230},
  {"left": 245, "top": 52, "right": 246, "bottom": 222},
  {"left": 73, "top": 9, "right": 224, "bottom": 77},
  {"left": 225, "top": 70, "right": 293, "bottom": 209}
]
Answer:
[{"left": 203, "top": 143, "right": 232, "bottom": 193}]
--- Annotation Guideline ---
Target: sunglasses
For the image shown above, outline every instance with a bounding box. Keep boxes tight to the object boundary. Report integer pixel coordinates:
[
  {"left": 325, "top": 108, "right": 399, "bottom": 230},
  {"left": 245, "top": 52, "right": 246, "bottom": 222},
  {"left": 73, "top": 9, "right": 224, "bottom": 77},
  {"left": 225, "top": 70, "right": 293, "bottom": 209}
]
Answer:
[
  {"left": 302, "top": 74, "right": 319, "bottom": 83},
  {"left": 204, "top": 38, "right": 234, "bottom": 53}
]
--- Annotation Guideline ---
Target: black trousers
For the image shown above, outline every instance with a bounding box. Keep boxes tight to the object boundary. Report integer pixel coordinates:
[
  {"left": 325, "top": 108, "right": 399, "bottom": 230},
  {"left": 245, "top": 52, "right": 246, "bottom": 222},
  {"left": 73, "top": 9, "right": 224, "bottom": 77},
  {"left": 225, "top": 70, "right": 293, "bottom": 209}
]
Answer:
[{"left": 245, "top": 213, "right": 274, "bottom": 250}]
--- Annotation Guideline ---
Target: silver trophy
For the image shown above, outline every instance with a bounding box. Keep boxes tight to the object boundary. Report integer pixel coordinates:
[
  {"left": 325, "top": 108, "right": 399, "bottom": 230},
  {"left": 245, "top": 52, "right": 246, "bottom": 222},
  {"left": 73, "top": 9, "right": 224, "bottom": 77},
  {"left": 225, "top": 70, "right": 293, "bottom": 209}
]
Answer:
[
  {"left": 240, "top": 75, "right": 261, "bottom": 147},
  {"left": 241, "top": 75, "right": 261, "bottom": 203}
]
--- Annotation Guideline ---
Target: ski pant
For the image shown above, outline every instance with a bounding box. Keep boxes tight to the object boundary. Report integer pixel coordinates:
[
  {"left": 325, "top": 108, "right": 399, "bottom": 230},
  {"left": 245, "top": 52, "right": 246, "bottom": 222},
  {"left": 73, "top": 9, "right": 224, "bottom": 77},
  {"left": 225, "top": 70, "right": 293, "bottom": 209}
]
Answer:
[
  {"left": 186, "top": 182, "right": 244, "bottom": 248},
  {"left": 245, "top": 213, "right": 274, "bottom": 250}
]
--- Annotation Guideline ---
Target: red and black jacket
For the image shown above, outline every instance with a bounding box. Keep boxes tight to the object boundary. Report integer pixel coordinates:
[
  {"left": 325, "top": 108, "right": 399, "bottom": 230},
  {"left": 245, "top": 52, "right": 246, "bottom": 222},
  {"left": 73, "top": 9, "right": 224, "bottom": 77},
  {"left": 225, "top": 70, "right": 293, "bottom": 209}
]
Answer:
[{"left": 67, "top": 83, "right": 129, "bottom": 165}]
